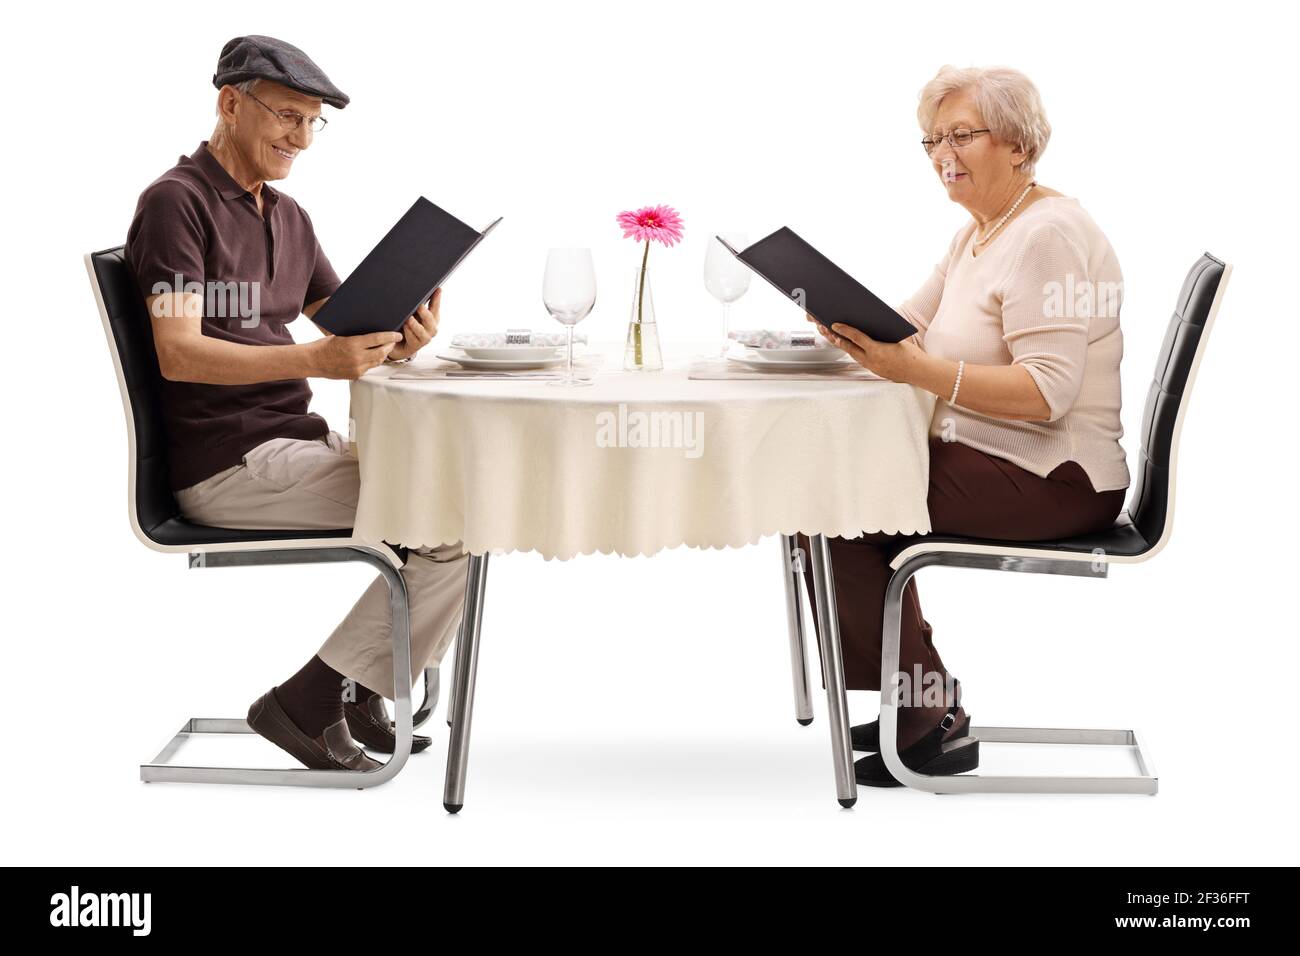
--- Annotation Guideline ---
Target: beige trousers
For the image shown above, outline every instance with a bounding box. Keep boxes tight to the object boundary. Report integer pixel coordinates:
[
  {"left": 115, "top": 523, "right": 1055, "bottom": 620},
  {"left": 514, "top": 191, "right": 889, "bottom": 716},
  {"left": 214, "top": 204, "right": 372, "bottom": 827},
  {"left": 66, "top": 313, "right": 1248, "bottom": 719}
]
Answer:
[{"left": 175, "top": 430, "right": 468, "bottom": 696}]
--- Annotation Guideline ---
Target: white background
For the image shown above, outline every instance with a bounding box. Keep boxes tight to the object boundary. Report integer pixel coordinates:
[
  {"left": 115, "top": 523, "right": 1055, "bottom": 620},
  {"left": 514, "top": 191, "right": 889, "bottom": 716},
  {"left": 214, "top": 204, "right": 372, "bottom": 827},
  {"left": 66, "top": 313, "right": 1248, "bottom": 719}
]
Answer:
[{"left": 3, "top": 0, "right": 1297, "bottom": 865}]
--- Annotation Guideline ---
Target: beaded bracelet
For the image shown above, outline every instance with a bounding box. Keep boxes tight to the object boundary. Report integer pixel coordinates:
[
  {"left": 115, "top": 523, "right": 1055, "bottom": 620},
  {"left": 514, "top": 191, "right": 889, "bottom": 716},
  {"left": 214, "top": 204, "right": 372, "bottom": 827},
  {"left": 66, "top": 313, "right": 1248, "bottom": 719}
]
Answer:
[{"left": 949, "top": 360, "right": 965, "bottom": 405}]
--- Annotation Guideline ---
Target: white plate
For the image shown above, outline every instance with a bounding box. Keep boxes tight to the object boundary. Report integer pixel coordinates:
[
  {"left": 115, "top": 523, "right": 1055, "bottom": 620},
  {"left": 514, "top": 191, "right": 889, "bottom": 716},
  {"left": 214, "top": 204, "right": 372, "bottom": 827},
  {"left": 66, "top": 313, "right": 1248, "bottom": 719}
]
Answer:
[
  {"left": 457, "top": 345, "right": 562, "bottom": 361},
  {"left": 437, "top": 351, "right": 567, "bottom": 371},
  {"left": 727, "top": 353, "right": 852, "bottom": 372},
  {"left": 745, "top": 346, "right": 845, "bottom": 363}
]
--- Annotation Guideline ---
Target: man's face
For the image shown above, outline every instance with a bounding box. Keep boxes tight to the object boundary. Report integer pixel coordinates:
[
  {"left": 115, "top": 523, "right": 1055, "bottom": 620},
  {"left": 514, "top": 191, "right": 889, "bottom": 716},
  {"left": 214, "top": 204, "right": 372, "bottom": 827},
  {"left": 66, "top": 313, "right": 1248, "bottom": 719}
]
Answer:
[{"left": 228, "top": 80, "right": 323, "bottom": 181}]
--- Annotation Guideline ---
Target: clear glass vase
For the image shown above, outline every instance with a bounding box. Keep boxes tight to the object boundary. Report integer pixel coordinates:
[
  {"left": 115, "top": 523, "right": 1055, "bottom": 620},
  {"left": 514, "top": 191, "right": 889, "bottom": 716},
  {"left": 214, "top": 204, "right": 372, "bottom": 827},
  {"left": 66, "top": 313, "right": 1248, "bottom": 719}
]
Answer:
[{"left": 623, "top": 261, "right": 663, "bottom": 371}]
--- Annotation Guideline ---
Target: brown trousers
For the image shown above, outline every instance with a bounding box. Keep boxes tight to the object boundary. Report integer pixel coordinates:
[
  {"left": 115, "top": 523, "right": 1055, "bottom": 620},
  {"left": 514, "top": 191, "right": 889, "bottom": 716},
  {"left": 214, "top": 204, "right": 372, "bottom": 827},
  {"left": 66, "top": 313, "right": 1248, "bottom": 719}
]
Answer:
[{"left": 798, "top": 437, "right": 1126, "bottom": 697}]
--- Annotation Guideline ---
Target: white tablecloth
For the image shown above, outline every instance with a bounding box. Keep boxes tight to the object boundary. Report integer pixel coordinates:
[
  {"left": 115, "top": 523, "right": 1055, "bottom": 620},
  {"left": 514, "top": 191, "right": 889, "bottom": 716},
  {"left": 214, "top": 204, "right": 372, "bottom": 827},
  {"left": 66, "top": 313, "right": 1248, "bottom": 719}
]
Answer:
[{"left": 348, "top": 353, "right": 937, "bottom": 560}]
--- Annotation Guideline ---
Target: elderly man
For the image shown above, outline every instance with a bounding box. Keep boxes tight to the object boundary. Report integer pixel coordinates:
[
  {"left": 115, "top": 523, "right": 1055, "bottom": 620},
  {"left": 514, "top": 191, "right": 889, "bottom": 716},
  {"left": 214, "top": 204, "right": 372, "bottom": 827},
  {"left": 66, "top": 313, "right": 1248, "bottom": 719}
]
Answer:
[{"left": 124, "top": 36, "right": 467, "bottom": 772}]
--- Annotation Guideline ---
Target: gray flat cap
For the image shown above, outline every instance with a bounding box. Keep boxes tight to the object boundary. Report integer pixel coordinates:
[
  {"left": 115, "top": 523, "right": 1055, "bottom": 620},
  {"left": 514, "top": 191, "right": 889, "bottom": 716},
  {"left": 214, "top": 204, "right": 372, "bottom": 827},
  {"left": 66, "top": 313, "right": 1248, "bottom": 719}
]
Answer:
[{"left": 213, "top": 35, "right": 349, "bottom": 109}]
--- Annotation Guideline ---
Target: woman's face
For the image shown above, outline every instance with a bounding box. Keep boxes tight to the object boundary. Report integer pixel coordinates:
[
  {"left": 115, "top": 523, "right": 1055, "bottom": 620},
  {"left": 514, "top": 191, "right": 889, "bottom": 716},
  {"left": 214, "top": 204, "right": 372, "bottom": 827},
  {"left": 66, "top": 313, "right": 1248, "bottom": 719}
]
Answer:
[{"left": 927, "top": 88, "right": 1025, "bottom": 209}]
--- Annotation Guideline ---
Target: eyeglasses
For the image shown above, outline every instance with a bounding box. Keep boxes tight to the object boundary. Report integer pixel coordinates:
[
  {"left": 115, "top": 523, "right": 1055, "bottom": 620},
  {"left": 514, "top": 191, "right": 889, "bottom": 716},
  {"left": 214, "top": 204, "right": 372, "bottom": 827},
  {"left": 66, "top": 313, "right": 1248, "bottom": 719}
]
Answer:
[
  {"left": 922, "top": 127, "right": 990, "bottom": 154},
  {"left": 244, "top": 90, "right": 328, "bottom": 133}
]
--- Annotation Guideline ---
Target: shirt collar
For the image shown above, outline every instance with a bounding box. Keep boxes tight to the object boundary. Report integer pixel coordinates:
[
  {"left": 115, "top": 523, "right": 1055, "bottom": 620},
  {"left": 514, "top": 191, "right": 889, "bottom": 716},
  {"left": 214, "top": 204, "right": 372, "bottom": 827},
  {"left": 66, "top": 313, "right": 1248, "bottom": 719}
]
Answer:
[{"left": 190, "top": 141, "right": 279, "bottom": 206}]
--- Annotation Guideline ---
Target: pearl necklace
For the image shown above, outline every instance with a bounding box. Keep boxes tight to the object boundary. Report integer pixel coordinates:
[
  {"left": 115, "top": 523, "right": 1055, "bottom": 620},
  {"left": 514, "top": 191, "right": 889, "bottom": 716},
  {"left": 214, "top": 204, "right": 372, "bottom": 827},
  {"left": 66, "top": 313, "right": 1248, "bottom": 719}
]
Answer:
[{"left": 973, "top": 180, "right": 1037, "bottom": 247}]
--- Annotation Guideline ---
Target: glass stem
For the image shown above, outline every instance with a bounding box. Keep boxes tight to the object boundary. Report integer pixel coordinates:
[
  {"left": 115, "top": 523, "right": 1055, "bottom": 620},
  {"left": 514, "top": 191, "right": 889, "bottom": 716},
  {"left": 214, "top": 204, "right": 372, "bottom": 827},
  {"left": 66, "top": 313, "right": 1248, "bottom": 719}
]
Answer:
[
  {"left": 721, "top": 302, "right": 731, "bottom": 356},
  {"left": 566, "top": 325, "right": 574, "bottom": 383}
]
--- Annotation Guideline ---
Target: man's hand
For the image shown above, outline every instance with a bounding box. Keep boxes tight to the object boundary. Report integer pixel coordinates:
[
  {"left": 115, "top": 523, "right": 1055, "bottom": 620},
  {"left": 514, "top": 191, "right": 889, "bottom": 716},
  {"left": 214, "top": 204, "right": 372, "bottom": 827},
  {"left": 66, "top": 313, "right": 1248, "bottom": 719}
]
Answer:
[
  {"left": 388, "top": 288, "right": 442, "bottom": 362},
  {"left": 310, "top": 330, "right": 403, "bottom": 380}
]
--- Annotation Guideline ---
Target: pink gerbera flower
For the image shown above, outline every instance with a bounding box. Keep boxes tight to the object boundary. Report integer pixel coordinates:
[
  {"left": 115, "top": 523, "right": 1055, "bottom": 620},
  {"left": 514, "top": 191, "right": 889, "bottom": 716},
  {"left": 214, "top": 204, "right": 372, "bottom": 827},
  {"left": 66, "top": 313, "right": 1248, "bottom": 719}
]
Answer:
[{"left": 616, "top": 204, "right": 685, "bottom": 247}]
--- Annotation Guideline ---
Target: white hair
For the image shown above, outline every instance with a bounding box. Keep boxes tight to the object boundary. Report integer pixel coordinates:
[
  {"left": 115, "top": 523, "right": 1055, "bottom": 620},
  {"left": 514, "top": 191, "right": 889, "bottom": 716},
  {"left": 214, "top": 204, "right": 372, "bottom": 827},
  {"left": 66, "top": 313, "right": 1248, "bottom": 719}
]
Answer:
[
  {"left": 917, "top": 65, "right": 1051, "bottom": 178},
  {"left": 211, "top": 78, "right": 262, "bottom": 145},
  {"left": 213, "top": 78, "right": 260, "bottom": 117}
]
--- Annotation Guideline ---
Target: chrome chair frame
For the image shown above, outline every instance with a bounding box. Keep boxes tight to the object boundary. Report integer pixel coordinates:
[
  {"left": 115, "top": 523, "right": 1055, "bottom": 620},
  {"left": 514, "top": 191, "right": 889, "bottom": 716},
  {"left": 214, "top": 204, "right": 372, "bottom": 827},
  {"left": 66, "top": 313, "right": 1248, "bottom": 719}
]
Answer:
[
  {"left": 142, "top": 546, "right": 415, "bottom": 789},
  {"left": 88, "top": 247, "right": 434, "bottom": 790},
  {"left": 828, "top": 254, "right": 1229, "bottom": 796},
  {"left": 878, "top": 551, "right": 1158, "bottom": 794}
]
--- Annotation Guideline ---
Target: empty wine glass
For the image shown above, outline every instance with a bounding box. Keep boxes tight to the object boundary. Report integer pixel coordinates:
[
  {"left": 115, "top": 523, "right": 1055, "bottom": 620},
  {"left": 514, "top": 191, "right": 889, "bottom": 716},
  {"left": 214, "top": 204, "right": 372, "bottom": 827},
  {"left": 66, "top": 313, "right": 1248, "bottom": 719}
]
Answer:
[
  {"left": 543, "top": 248, "right": 597, "bottom": 387},
  {"left": 704, "top": 232, "right": 751, "bottom": 356}
]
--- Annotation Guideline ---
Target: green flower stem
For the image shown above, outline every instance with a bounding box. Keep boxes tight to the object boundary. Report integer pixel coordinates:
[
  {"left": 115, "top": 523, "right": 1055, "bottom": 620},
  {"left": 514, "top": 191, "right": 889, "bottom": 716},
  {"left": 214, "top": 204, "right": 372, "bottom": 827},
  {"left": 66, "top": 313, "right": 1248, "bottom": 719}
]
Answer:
[{"left": 634, "top": 239, "right": 650, "bottom": 366}]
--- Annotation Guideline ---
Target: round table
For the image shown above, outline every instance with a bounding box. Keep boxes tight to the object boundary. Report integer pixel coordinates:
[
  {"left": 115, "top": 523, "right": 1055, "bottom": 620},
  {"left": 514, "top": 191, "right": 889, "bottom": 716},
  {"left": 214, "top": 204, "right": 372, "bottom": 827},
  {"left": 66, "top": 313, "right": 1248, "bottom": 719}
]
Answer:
[{"left": 348, "top": 353, "right": 939, "bottom": 809}]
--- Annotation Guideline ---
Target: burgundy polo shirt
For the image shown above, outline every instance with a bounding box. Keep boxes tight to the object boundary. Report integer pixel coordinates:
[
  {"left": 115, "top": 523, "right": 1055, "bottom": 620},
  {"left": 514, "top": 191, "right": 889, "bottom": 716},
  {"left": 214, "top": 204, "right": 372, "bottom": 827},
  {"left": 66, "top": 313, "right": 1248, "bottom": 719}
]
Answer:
[{"left": 124, "top": 140, "right": 341, "bottom": 491}]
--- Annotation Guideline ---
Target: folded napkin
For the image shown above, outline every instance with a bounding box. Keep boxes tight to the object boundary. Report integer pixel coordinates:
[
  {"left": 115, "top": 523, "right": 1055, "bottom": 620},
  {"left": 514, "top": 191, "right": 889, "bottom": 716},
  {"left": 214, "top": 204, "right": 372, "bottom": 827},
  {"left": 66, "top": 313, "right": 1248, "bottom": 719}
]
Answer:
[
  {"left": 728, "top": 329, "right": 833, "bottom": 350},
  {"left": 451, "top": 330, "right": 588, "bottom": 349}
]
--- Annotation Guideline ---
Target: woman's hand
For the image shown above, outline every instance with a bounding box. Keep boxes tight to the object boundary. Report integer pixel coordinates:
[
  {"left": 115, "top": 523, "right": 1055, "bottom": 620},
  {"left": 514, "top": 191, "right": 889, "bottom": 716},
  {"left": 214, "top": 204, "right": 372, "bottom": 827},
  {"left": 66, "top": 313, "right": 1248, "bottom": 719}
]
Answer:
[
  {"left": 806, "top": 312, "right": 921, "bottom": 383},
  {"left": 803, "top": 312, "right": 1053, "bottom": 420},
  {"left": 388, "top": 288, "right": 442, "bottom": 361}
]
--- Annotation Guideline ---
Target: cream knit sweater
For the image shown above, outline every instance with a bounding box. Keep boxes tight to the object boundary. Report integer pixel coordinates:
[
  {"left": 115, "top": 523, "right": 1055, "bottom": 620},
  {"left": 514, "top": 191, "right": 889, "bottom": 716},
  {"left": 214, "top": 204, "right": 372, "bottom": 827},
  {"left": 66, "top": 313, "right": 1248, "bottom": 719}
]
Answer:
[{"left": 898, "top": 196, "right": 1130, "bottom": 493}]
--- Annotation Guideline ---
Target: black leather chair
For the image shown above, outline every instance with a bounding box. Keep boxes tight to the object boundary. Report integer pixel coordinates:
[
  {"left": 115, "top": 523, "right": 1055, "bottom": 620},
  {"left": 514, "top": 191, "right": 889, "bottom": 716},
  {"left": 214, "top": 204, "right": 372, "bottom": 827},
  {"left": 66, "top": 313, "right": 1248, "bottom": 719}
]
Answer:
[
  {"left": 86, "top": 245, "right": 440, "bottom": 788},
  {"left": 781, "top": 252, "right": 1232, "bottom": 799},
  {"left": 884, "top": 252, "right": 1232, "bottom": 794}
]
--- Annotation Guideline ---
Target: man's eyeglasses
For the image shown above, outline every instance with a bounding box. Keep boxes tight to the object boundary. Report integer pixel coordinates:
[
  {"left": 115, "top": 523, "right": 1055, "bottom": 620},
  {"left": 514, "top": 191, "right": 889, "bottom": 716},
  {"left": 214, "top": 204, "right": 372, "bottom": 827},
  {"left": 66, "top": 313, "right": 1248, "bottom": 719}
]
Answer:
[
  {"left": 922, "top": 127, "right": 990, "bottom": 154},
  {"left": 244, "top": 90, "right": 328, "bottom": 133}
]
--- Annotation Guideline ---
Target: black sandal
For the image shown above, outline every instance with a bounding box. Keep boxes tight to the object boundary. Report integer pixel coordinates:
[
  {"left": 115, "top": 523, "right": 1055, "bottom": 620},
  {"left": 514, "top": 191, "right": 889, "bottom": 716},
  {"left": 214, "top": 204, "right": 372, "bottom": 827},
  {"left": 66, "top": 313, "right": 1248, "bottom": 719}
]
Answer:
[
  {"left": 853, "top": 699, "right": 979, "bottom": 788},
  {"left": 850, "top": 677, "right": 967, "bottom": 753}
]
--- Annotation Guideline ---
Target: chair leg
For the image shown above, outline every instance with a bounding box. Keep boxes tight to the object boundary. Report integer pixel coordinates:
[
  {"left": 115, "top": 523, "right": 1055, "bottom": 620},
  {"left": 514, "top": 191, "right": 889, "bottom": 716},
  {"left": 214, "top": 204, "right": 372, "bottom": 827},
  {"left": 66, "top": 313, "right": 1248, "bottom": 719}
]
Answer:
[
  {"left": 807, "top": 535, "right": 857, "bottom": 808},
  {"left": 443, "top": 553, "right": 490, "bottom": 813},
  {"left": 780, "top": 534, "right": 814, "bottom": 727},
  {"left": 878, "top": 551, "right": 1158, "bottom": 795},
  {"left": 140, "top": 546, "right": 414, "bottom": 789},
  {"left": 413, "top": 667, "right": 440, "bottom": 729}
]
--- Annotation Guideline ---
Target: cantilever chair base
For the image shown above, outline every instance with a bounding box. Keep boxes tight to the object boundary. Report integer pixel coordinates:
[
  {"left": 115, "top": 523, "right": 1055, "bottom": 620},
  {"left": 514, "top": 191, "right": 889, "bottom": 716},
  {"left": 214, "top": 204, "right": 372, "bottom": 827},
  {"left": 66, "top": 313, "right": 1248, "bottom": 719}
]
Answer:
[
  {"left": 143, "top": 662, "right": 442, "bottom": 787},
  {"left": 138, "top": 545, "right": 416, "bottom": 790},
  {"left": 141, "top": 718, "right": 384, "bottom": 789},
  {"left": 919, "top": 725, "right": 1158, "bottom": 795},
  {"left": 878, "top": 548, "right": 1159, "bottom": 795}
]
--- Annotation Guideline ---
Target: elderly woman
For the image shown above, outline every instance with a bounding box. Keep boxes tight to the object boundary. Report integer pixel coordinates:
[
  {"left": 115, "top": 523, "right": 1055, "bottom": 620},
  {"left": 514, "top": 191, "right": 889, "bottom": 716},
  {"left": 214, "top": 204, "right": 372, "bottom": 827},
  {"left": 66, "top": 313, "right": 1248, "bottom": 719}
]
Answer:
[{"left": 800, "top": 65, "right": 1129, "bottom": 787}]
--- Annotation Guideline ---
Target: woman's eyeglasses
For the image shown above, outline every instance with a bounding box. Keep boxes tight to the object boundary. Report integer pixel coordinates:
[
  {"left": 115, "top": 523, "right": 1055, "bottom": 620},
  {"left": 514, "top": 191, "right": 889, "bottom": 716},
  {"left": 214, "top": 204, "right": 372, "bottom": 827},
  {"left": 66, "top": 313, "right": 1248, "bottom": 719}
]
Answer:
[
  {"left": 245, "top": 91, "right": 328, "bottom": 133},
  {"left": 922, "top": 127, "right": 989, "bottom": 154}
]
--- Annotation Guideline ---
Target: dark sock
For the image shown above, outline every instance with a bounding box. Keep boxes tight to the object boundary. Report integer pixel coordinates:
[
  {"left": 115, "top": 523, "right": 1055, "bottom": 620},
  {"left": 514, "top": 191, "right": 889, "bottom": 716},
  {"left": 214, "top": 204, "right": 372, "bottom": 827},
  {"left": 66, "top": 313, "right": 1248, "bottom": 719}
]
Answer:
[
  {"left": 350, "top": 680, "right": 381, "bottom": 704},
  {"left": 273, "top": 655, "right": 350, "bottom": 738}
]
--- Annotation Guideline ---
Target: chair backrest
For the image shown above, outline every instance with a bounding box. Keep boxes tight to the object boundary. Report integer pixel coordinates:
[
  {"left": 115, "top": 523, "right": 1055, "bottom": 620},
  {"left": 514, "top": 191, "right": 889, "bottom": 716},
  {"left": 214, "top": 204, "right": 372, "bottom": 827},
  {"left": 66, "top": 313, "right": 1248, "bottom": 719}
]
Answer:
[
  {"left": 85, "top": 245, "right": 181, "bottom": 544},
  {"left": 1126, "top": 252, "right": 1232, "bottom": 551}
]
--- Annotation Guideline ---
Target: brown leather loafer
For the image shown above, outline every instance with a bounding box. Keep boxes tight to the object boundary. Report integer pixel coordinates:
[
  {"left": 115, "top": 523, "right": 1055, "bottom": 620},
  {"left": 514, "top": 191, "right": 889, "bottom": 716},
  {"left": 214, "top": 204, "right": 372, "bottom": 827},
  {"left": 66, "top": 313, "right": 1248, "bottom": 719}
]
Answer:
[
  {"left": 344, "top": 693, "right": 432, "bottom": 755},
  {"left": 247, "top": 689, "right": 383, "bottom": 772}
]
